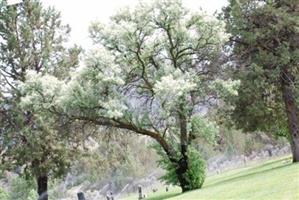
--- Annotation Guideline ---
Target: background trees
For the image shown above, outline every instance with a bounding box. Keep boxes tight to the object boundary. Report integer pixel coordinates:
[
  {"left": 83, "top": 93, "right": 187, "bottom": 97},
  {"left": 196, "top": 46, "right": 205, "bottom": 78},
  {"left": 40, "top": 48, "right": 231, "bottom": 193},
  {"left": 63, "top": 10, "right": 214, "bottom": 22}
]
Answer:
[
  {"left": 0, "top": 0, "right": 80, "bottom": 199},
  {"left": 223, "top": 0, "right": 299, "bottom": 162}
]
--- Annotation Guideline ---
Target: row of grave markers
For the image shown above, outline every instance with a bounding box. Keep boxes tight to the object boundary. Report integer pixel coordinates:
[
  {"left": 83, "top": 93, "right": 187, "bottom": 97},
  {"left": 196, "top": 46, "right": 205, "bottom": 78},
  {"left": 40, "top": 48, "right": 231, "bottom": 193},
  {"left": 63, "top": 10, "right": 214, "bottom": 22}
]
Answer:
[{"left": 76, "top": 185, "right": 169, "bottom": 200}]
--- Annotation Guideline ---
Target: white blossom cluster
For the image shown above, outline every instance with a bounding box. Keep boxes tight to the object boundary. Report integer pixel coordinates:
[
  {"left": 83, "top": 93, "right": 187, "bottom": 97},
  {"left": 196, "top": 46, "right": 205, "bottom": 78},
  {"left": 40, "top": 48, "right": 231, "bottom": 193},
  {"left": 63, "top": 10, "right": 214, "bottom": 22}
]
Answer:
[
  {"left": 19, "top": 0, "right": 240, "bottom": 140},
  {"left": 20, "top": 48, "right": 128, "bottom": 119},
  {"left": 154, "top": 67, "right": 196, "bottom": 98},
  {"left": 57, "top": 49, "right": 127, "bottom": 118},
  {"left": 20, "top": 71, "right": 62, "bottom": 110}
]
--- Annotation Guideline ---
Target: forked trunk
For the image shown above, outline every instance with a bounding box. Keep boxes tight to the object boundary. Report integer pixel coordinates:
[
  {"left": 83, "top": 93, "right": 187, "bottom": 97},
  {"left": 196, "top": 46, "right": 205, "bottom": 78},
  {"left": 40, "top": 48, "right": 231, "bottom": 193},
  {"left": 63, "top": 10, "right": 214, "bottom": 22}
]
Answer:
[
  {"left": 281, "top": 69, "right": 299, "bottom": 162},
  {"left": 37, "top": 174, "right": 48, "bottom": 200}
]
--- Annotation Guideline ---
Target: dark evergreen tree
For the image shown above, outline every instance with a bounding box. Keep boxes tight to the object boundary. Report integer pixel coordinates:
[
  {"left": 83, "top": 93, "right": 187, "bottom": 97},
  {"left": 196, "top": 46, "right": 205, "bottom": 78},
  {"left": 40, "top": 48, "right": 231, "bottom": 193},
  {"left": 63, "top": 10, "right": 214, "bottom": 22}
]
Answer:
[
  {"left": 223, "top": 0, "right": 299, "bottom": 162},
  {"left": 0, "top": 1, "right": 80, "bottom": 199}
]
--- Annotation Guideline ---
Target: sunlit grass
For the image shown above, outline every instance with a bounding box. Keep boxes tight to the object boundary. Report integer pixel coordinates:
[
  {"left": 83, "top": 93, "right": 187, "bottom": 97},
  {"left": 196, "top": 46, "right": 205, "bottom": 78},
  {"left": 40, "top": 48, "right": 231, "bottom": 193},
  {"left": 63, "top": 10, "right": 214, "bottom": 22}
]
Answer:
[{"left": 122, "top": 156, "right": 299, "bottom": 200}]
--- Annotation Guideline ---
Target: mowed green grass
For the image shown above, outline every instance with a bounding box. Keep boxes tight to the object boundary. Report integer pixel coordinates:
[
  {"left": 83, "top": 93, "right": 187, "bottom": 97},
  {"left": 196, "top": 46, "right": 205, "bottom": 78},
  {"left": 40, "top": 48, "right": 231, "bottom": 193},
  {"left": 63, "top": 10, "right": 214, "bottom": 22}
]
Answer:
[{"left": 122, "top": 156, "right": 299, "bottom": 200}]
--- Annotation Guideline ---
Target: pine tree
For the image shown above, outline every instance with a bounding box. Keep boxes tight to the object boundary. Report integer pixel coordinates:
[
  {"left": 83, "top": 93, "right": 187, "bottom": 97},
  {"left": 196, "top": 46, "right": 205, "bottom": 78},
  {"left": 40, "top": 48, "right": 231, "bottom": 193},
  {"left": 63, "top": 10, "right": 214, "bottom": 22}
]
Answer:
[
  {"left": 223, "top": 0, "right": 299, "bottom": 162},
  {"left": 0, "top": 1, "right": 80, "bottom": 199}
]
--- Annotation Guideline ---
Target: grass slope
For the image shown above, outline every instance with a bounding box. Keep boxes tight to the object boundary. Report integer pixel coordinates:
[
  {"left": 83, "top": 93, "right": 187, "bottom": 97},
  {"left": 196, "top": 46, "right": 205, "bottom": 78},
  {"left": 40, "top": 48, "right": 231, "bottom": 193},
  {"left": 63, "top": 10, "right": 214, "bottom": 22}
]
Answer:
[{"left": 123, "top": 156, "right": 299, "bottom": 200}]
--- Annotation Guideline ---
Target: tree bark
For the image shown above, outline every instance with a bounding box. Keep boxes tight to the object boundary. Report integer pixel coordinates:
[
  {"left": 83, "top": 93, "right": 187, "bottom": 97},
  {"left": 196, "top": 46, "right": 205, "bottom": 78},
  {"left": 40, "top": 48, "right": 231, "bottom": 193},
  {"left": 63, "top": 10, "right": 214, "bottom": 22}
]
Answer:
[
  {"left": 37, "top": 174, "right": 48, "bottom": 200},
  {"left": 281, "top": 69, "right": 299, "bottom": 162},
  {"left": 176, "top": 105, "right": 191, "bottom": 192},
  {"left": 176, "top": 157, "right": 190, "bottom": 192}
]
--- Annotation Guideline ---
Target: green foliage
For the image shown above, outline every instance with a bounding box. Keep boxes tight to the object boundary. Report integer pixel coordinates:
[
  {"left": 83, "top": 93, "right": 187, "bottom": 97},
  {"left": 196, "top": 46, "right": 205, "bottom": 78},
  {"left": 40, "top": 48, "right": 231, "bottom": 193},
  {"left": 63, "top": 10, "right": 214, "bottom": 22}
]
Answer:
[
  {"left": 9, "top": 177, "right": 35, "bottom": 200},
  {"left": 18, "top": 0, "right": 237, "bottom": 192},
  {"left": 190, "top": 115, "right": 219, "bottom": 144},
  {"left": 157, "top": 147, "right": 206, "bottom": 190},
  {"left": 184, "top": 149, "right": 206, "bottom": 190},
  {"left": 222, "top": 0, "right": 299, "bottom": 138},
  {"left": 0, "top": 188, "right": 9, "bottom": 200},
  {"left": 27, "top": 190, "right": 38, "bottom": 200},
  {"left": 14, "top": 0, "right": 235, "bottom": 192},
  {"left": 0, "top": 0, "right": 80, "bottom": 182}
]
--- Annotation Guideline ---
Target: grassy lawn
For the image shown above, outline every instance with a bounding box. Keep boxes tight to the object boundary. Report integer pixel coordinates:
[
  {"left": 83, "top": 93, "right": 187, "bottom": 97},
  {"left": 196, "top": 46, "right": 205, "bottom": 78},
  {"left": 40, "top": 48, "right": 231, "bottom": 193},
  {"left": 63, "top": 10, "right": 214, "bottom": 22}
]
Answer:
[{"left": 122, "top": 156, "right": 299, "bottom": 200}]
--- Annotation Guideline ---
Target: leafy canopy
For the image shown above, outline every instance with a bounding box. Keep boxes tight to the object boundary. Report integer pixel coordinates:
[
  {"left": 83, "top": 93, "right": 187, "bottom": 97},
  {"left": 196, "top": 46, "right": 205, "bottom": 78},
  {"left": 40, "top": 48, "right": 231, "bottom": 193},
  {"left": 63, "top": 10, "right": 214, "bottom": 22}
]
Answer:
[
  {"left": 0, "top": 0, "right": 80, "bottom": 179},
  {"left": 19, "top": 0, "right": 239, "bottom": 190},
  {"left": 222, "top": 0, "right": 299, "bottom": 137}
]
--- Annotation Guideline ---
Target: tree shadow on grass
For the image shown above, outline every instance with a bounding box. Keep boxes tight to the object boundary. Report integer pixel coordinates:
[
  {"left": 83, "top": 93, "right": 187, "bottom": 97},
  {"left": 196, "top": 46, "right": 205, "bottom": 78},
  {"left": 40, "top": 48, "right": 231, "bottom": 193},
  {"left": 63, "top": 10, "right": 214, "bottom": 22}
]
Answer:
[
  {"left": 206, "top": 157, "right": 291, "bottom": 185},
  {"left": 209, "top": 157, "right": 291, "bottom": 182},
  {"left": 203, "top": 162, "right": 293, "bottom": 189}
]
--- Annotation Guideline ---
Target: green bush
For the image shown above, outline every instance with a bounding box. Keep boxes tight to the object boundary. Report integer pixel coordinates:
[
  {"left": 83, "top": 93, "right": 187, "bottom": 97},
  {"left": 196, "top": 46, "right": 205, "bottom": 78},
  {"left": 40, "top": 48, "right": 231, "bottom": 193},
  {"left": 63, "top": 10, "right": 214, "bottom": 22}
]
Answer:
[
  {"left": 0, "top": 188, "right": 9, "bottom": 200},
  {"left": 9, "top": 177, "right": 35, "bottom": 200},
  {"left": 185, "top": 148, "right": 206, "bottom": 189},
  {"left": 157, "top": 147, "right": 206, "bottom": 190},
  {"left": 27, "top": 189, "right": 38, "bottom": 200}
]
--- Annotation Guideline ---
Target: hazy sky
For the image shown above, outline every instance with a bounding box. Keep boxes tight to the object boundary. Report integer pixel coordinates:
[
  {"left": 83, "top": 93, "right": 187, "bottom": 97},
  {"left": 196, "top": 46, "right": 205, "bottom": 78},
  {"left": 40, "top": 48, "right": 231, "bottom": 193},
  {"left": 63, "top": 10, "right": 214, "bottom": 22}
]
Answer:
[{"left": 41, "top": 0, "right": 228, "bottom": 47}]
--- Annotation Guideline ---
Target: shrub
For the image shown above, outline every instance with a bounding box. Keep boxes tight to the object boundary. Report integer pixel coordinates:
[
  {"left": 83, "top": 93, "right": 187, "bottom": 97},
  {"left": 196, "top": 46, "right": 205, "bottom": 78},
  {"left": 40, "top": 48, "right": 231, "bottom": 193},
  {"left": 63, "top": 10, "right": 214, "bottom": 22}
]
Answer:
[
  {"left": 27, "top": 189, "right": 38, "bottom": 200},
  {"left": 0, "top": 188, "right": 9, "bottom": 200},
  {"left": 9, "top": 177, "right": 35, "bottom": 200},
  {"left": 157, "top": 147, "right": 206, "bottom": 190}
]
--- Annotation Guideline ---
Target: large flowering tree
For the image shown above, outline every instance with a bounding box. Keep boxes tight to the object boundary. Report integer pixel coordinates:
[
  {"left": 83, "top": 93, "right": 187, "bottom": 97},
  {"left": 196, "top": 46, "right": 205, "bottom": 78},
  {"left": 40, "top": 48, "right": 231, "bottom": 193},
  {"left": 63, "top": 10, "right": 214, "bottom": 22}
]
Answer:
[{"left": 21, "top": 0, "right": 239, "bottom": 192}]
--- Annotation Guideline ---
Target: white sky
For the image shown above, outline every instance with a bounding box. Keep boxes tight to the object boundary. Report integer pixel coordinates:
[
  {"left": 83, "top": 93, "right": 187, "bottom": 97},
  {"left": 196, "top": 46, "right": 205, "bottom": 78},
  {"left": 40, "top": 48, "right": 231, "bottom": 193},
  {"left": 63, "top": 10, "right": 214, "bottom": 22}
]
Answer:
[{"left": 41, "top": 0, "right": 228, "bottom": 48}]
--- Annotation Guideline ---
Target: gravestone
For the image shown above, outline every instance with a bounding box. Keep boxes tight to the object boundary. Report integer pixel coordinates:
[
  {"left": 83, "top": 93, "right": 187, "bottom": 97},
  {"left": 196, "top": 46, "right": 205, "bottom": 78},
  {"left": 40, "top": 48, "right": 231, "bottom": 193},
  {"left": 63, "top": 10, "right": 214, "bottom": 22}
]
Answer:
[
  {"left": 138, "top": 185, "right": 143, "bottom": 200},
  {"left": 77, "top": 192, "right": 85, "bottom": 200}
]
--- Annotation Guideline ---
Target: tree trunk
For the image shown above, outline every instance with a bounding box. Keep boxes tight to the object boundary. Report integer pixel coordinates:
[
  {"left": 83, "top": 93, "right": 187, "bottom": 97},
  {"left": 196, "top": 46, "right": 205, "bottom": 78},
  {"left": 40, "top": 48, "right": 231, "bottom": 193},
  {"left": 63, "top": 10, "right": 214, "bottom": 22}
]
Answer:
[
  {"left": 176, "top": 104, "right": 191, "bottom": 192},
  {"left": 281, "top": 69, "right": 299, "bottom": 162},
  {"left": 175, "top": 157, "right": 190, "bottom": 192},
  {"left": 37, "top": 174, "right": 48, "bottom": 200}
]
